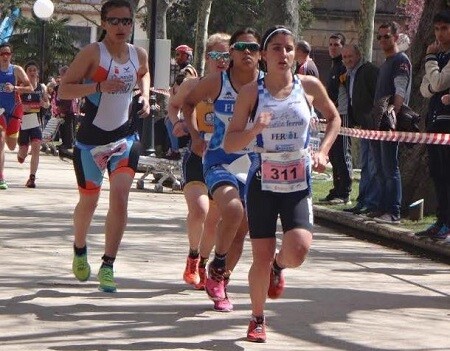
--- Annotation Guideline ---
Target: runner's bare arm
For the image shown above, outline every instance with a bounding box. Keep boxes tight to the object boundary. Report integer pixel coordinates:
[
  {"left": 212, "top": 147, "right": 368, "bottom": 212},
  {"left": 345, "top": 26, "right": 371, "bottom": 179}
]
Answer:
[
  {"left": 14, "top": 65, "right": 33, "bottom": 93},
  {"left": 59, "top": 44, "right": 100, "bottom": 99},
  {"left": 168, "top": 77, "right": 198, "bottom": 125},
  {"left": 224, "top": 82, "right": 259, "bottom": 153},
  {"left": 183, "top": 72, "right": 221, "bottom": 140},
  {"left": 136, "top": 46, "right": 150, "bottom": 116},
  {"left": 40, "top": 83, "right": 50, "bottom": 109},
  {"left": 301, "top": 75, "right": 340, "bottom": 155}
]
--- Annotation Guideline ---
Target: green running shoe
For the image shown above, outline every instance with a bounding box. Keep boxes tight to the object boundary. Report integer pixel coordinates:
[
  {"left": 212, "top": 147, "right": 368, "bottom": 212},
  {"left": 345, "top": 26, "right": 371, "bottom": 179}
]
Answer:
[
  {"left": 97, "top": 266, "right": 117, "bottom": 293},
  {"left": 72, "top": 254, "right": 91, "bottom": 282},
  {"left": 0, "top": 180, "right": 8, "bottom": 190}
]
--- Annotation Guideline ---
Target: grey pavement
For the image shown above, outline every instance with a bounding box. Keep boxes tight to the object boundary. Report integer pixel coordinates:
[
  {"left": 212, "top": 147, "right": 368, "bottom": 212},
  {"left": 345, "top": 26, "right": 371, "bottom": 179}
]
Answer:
[{"left": 0, "top": 149, "right": 449, "bottom": 351}]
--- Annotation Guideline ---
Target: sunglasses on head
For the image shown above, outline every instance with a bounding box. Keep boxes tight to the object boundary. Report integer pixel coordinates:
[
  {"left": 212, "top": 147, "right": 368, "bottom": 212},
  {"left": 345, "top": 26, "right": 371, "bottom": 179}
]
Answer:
[
  {"left": 230, "top": 42, "right": 260, "bottom": 52},
  {"left": 207, "top": 51, "right": 230, "bottom": 61},
  {"left": 0, "top": 52, "right": 12, "bottom": 57},
  {"left": 377, "top": 33, "right": 392, "bottom": 40},
  {"left": 105, "top": 17, "right": 133, "bottom": 26}
]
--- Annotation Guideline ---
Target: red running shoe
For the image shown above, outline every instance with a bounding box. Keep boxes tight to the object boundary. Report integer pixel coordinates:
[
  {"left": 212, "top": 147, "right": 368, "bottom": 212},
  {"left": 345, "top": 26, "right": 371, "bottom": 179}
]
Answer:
[
  {"left": 183, "top": 256, "right": 200, "bottom": 286},
  {"left": 246, "top": 319, "right": 266, "bottom": 343},
  {"left": 194, "top": 266, "right": 206, "bottom": 290},
  {"left": 268, "top": 266, "right": 285, "bottom": 299}
]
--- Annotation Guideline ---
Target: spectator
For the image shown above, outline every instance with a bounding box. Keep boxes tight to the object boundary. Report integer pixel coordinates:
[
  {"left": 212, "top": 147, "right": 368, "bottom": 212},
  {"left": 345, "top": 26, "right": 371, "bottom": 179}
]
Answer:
[
  {"left": 417, "top": 9, "right": 450, "bottom": 240},
  {"left": 294, "top": 40, "right": 319, "bottom": 78},
  {"left": 0, "top": 42, "right": 33, "bottom": 190},
  {"left": 341, "top": 44, "right": 379, "bottom": 214},
  {"left": 320, "top": 32, "right": 353, "bottom": 204},
  {"left": 369, "top": 21, "right": 412, "bottom": 224},
  {"left": 165, "top": 44, "right": 198, "bottom": 160}
]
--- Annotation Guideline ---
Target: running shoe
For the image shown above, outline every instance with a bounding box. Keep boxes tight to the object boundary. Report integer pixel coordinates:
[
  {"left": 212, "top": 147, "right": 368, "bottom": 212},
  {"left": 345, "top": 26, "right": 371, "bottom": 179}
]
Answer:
[
  {"left": 194, "top": 266, "right": 206, "bottom": 290},
  {"left": 246, "top": 319, "right": 266, "bottom": 343},
  {"left": 214, "top": 277, "right": 233, "bottom": 311},
  {"left": 183, "top": 256, "right": 200, "bottom": 286},
  {"left": 415, "top": 223, "right": 442, "bottom": 238},
  {"left": 26, "top": 175, "right": 36, "bottom": 188},
  {"left": 214, "top": 296, "right": 233, "bottom": 312},
  {"left": 268, "top": 266, "right": 285, "bottom": 299},
  {"left": 205, "top": 265, "right": 226, "bottom": 301},
  {"left": 431, "top": 224, "right": 450, "bottom": 240},
  {"left": 97, "top": 266, "right": 117, "bottom": 293},
  {"left": 72, "top": 253, "right": 91, "bottom": 282},
  {"left": 0, "top": 180, "right": 8, "bottom": 190}
]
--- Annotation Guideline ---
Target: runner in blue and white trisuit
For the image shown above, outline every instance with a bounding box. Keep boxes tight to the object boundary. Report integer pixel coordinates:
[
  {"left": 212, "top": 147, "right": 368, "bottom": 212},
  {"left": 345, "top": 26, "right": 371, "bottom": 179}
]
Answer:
[
  {"left": 59, "top": 0, "right": 150, "bottom": 293},
  {"left": 182, "top": 28, "right": 263, "bottom": 310},
  {"left": 224, "top": 25, "right": 341, "bottom": 343}
]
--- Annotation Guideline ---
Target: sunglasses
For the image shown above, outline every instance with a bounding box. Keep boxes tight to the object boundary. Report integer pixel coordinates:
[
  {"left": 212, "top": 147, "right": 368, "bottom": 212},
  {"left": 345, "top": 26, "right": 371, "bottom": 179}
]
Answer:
[
  {"left": 105, "top": 17, "right": 133, "bottom": 26},
  {"left": 207, "top": 51, "right": 230, "bottom": 61},
  {"left": 230, "top": 42, "right": 260, "bottom": 52},
  {"left": 0, "top": 52, "right": 12, "bottom": 57},
  {"left": 377, "top": 33, "right": 392, "bottom": 40}
]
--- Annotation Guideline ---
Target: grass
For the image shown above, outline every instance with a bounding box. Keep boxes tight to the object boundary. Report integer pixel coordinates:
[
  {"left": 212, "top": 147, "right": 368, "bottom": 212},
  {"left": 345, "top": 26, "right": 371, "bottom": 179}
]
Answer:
[{"left": 311, "top": 170, "right": 436, "bottom": 232}]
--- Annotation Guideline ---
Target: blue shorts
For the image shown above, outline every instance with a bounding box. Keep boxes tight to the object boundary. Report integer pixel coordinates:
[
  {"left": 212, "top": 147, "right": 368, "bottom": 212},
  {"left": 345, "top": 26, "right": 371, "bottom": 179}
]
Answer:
[
  {"left": 204, "top": 164, "right": 246, "bottom": 201},
  {"left": 73, "top": 135, "right": 142, "bottom": 194}
]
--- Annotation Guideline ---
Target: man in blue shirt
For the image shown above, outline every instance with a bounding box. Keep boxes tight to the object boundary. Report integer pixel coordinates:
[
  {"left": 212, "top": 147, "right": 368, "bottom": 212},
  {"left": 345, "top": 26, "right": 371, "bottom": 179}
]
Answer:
[{"left": 369, "top": 22, "right": 411, "bottom": 224}]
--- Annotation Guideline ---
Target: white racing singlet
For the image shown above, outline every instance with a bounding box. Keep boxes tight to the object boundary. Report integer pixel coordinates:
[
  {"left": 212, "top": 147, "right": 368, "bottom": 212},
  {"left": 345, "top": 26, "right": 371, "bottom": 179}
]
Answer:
[
  {"left": 77, "top": 42, "right": 139, "bottom": 145},
  {"left": 248, "top": 75, "right": 313, "bottom": 193}
]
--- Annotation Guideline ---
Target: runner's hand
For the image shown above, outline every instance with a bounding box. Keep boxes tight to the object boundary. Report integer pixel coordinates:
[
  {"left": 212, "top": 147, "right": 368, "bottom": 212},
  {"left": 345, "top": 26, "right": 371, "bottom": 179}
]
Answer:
[
  {"left": 253, "top": 111, "right": 272, "bottom": 134},
  {"left": 191, "top": 135, "right": 206, "bottom": 157},
  {"left": 99, "top": 78, "right": 125, "bottom": 94},
  {"left": 312, "top": 150, "right": 328, "bottom": 173},
  {"left": 173, "top": 120, "right": 188, "bottom": 137},
  {"left": 137, "top": 95, "right": 150, "bottom": 117}
]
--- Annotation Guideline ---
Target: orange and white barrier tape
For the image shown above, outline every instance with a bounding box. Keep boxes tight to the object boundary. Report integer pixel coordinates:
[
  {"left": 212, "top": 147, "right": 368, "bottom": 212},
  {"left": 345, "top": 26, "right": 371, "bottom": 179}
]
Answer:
[{"left": 317, "top": 124, "right": 450, "bottom": 145}]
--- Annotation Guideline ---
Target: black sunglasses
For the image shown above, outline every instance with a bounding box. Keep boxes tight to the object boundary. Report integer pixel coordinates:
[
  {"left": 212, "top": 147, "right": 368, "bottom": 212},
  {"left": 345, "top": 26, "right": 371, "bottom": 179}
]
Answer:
[
  {"left": 377, "top": 33, "right": 392, "bottom": 40},
  {"left": 231, "top": 42, "right": 260, "bottom": 52},
  {"left": 105, "top": 17, "right": 133, "bottom": 26}
]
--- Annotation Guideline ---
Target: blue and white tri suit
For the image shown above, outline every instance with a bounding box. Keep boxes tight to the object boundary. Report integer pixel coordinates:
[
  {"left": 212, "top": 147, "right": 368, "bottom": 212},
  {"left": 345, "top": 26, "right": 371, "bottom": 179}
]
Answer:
[{"left": 203, "top": 69, "right": 262, "bottom": 199}]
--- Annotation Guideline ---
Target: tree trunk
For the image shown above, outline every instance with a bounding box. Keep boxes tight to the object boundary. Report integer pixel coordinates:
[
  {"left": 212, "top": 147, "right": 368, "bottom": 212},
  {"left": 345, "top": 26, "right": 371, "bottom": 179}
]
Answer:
[
  {"left": 400, "top": 0, "right": 448, "bottom": 215},
  {"left": 265, "top": 0, "right": 299, "bottom": 36},
  {"left": 193, "top": 0, "right": 213, "bottom": 76},
  {"left": 145, "top": 0, "right": 174, "bottom": 39},
  {"left": 359, "top": 0, "right": 376, "bottom": 61}
]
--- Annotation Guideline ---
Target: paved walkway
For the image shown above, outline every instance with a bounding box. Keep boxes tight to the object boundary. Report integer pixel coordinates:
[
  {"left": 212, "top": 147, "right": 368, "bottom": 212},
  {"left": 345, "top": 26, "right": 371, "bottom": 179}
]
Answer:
[{"left": 0, "top": 150, "right": 449, "bottom": 351}]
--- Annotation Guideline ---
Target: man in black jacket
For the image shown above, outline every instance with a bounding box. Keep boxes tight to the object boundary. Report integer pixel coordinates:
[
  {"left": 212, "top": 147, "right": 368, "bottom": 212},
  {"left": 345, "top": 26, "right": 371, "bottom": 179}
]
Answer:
[
  {"left": 341, "top": 44, "right": 379, "bottom": 214},
  {"left": 320, "top": 32, "right": 353, "bottom": 204}
]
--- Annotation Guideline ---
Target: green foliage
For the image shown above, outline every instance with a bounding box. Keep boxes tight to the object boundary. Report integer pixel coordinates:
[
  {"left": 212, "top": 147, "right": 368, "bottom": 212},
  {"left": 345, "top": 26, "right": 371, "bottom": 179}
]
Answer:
[
  {"left": 9, "top": 15, "right": 79, "bottom": 81},
  {"left": 165, "top": 0, "right": 313, "bottom": 48}
]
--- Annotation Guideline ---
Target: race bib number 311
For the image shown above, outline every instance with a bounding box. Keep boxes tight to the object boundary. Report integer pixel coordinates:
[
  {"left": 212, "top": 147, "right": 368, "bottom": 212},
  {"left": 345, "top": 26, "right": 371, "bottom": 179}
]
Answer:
[{"left": 261, "top": 150, "right": 308, "bottom": 193}]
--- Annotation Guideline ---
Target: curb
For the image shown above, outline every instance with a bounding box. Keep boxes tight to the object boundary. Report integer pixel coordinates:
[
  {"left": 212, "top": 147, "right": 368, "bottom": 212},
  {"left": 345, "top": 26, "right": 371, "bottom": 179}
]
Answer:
[{"left": 314, "top": 205, "right": 450, "bottom": 258}]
